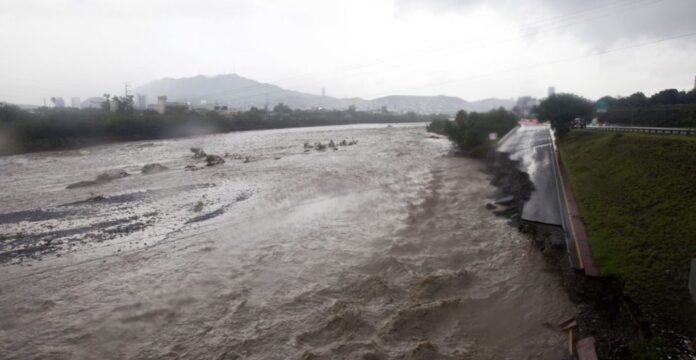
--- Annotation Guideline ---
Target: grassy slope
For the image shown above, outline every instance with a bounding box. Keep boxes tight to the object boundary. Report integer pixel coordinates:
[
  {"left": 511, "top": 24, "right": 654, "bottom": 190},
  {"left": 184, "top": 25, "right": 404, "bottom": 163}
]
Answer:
[{"left": 559, "top": 131, "right": 696, "bottom": 345}]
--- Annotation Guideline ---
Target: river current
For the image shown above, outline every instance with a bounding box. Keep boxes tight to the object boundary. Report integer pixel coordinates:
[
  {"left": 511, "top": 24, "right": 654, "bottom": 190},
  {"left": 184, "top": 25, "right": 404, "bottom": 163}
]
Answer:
[{"left": 0, "top": 124, "right": 574, "bottom": 359}]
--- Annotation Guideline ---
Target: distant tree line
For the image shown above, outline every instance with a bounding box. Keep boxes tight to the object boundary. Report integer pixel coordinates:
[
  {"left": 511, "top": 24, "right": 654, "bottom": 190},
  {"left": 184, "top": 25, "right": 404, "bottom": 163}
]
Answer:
[
  {"left": 597, "top": 88, "right": 696, "bottom": 128},
  {"left": 427, "top": 108, "right": 518, "bottom": 158},
  {"left": 531, "top": 88, "right": 696, "bottom": 139},
  {"left": 0, "top": 103, "right": 443, "bottom": 155},
  {"left": 599, "top": 88, "right": 696, "bottom": 108}
]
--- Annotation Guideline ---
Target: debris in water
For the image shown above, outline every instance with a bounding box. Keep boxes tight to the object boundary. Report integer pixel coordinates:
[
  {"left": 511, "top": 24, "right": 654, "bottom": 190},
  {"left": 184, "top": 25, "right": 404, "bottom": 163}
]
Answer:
[
  {"left": 187, "top": 207, "right": 225, "bottom": 223},
  {"left": 205, "top": 155, "right": 225, "bottom": 166},
  {"left": 66, "top": 170, "right": 129, "bottom": 189},
  {"left": 190, "top": 147, "right": 207, "bottom": 159},
  {"left": 141, "top": 163, "right": 169, "bottom": 174},
  {"left": 494, "top": 195, "right": 515, "bottom": 206}
]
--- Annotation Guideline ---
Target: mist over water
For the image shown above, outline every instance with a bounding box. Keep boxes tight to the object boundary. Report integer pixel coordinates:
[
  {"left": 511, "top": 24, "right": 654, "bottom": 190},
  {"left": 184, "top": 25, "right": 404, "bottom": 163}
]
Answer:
[{"left": 0, "top": 124, "right": 573, "bottom": 359}]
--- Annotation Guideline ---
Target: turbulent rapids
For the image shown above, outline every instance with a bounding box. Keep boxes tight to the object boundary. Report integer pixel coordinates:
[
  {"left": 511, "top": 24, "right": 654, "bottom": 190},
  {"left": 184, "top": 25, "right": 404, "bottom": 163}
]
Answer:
[{"left": 0, "top": 124, "right": 574, "bottom": 359}]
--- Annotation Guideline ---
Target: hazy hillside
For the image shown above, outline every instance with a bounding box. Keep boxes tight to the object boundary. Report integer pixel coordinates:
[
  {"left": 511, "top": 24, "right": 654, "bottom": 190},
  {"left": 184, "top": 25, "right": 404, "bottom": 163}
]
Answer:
[
  {"left": 136, "top": 74, "right": 514, "bottom": 114},
  {"left": 135, "top": 74, "right": 332, "bottom": 110}
]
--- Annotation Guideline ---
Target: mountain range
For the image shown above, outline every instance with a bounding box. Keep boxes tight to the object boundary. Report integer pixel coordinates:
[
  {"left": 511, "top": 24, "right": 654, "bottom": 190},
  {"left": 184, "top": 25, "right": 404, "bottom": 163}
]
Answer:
[{"left": 135, "top": 74, "right": 514, "bottom": 115}]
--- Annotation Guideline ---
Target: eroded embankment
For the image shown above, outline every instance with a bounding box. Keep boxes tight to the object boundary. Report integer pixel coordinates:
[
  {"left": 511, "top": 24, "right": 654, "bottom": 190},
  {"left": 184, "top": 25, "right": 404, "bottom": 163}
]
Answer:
[{"left": 486, "top": 150, "right": 639, "bottom": 359}]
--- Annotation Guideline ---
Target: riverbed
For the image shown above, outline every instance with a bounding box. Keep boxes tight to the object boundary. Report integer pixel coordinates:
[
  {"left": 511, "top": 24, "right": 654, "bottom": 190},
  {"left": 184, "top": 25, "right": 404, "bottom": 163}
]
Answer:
[{"left": 0, "top": 124, "right": 574, "bottom": 359}]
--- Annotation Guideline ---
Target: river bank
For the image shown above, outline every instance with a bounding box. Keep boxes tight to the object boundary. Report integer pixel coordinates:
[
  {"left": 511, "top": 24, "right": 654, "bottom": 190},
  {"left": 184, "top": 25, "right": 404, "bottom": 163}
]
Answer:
[
  {"left": 485, "top": 149, "right": 636, "bottom": 358},
  {"left": 487, "top": 130, "right": 696, "bottom": 359}
]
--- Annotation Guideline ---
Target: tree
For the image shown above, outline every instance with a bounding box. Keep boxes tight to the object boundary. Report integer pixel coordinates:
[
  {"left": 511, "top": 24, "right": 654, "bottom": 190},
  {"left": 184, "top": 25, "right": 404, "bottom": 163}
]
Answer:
[
  {"left": 597, "top": 96, "right": 618, "bottom": 108},
  {"left": 627, "top": 92, "right": 649, "bottom": 107},
  {"left": 102, "top": 93, "right": 111, "bottom": 112},
  {"left": 112, "top": 95, "right": 134, "bottom": 115},
  {"left": 535, "top": 93, "right": 593, "bottom": 138},
  {"left": 649, "top": 89, "right": 680, "bottom": 105},
  {"left": 685, "top": 89, "right": 696, "bottom": 104},
  {"left": 439, "top": 108, "right": 517, "bottom": 158},
  {"left": 272, "top": 103, "right": 292, "bottom": 114}
]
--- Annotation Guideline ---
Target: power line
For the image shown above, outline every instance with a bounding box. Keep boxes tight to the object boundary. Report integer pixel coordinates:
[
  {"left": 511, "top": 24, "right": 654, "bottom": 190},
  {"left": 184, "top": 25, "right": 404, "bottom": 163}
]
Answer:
[
  {"left": 320, "top": 29, "right": 696, "bottom": 106},
  {"left": 173, "top": 0, "right": 658, "bottom": 104},
  {"left": 191, "top": 0, "right": 666, "bottom": 106}
]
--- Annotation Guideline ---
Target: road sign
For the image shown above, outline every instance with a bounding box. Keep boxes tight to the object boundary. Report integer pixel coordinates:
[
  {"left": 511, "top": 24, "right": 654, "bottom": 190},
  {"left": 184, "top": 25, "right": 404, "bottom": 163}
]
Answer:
[{"left": 596, "top": 100, "right": 608, "bottom": 114}]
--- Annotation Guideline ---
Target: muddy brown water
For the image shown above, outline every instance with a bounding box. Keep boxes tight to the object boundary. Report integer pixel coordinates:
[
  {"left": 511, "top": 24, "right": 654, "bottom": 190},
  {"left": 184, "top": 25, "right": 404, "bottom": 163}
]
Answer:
[{"left": 0, "top": 124, "right": 574, "bottom": 359}]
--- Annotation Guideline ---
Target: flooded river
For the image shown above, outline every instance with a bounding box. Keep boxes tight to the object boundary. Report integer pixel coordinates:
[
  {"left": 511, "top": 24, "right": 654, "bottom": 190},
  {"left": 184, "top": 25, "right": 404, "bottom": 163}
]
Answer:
[{"left": 0, "top": 124, "right": 574, "bottom": 359}]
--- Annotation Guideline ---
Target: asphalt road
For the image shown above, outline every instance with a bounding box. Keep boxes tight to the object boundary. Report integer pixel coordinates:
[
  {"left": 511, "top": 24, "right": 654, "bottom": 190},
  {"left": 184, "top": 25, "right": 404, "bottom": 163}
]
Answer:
[{"left": 497, "top": 124, "right": 562, "bottom": 226}]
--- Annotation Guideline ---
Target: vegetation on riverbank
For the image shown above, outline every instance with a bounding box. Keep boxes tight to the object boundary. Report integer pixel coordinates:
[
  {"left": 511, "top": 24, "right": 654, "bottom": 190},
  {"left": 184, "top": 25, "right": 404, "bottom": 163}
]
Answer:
[
  {"left": 0, "top": 104, "right": 442, "bottom": 155},
  {"left": 427, "top": 108, "right": 517, "bottom": 157},
  {"left": 559, "top": 131, "right": 696, "bottom": 357}
]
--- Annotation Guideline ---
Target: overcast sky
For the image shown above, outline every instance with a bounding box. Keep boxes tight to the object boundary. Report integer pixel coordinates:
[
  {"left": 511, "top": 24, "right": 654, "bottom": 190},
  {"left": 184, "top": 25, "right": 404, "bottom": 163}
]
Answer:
[{"left": 1, "top": 0, "right": 695, "bottom": 105}]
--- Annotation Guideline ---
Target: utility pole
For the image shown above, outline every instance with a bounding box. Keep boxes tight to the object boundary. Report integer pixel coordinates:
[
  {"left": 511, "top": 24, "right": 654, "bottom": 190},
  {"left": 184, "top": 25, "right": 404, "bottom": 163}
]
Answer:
[{"left": 264, "top": 93, "right": 269, "bottom": 120}]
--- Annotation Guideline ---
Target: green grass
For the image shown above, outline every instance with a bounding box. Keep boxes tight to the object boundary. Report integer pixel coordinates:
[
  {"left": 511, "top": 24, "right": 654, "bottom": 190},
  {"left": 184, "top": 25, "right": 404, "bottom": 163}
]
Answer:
[{"left": 559, "top": 131, "right": 696, "bottom": 351}]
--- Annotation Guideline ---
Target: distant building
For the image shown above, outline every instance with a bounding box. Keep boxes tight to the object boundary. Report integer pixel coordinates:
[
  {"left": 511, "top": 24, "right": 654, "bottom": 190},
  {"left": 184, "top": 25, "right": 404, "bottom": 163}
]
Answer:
[
  {"left": 513, "top": 96, "right": 539, "bottom": 118},
  {"left": 157, "top": 96, "right": 167, "bottom": 114},
  {"left": 693, "top": 75, "right": 696, "bottom": 90},
  {"left": 156, "top": 95, "right": 189, "bottom": 114},
  {"left": 110, "top": 99, "right": 119, "bottom": 112},
  {"left": 71, "top": 97, "right": 81, "bottom": 109},
  {"left": 53, "top": 97, "right": 66, "bottom": 108},
  {"left": 548, "top": 86, "right": 556, "bottom": 97},
  {"left": 167, "top": 102, "right": 189, "bottom": 113},
  {"left": 81, "top": 97, "right": 104, "bottom": 109},
  {"left": 136, "top": 94, "right": 147, "bottom": 110}
]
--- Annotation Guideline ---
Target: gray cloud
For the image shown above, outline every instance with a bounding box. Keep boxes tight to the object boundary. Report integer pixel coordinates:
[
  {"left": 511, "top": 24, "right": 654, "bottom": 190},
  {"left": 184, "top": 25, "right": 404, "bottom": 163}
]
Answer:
[{"left": 396, "top": 0, "right": 696, "bottom": 46}]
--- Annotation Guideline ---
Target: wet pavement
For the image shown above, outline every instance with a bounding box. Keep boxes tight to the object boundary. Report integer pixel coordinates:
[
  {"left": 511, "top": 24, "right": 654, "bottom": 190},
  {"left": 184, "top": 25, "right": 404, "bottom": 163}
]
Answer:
[
  {"left": 497, "top": 124, "right": 563, "bottom": 226},
  {"left": 0, "top": 124, "right": 574, "bottom": 359}
]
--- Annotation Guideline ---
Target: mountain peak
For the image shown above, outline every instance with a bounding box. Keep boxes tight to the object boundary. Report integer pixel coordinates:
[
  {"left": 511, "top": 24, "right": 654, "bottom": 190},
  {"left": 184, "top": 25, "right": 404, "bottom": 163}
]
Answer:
[{"left": 135, "top": 74, "right": 513, "bottom": 114}]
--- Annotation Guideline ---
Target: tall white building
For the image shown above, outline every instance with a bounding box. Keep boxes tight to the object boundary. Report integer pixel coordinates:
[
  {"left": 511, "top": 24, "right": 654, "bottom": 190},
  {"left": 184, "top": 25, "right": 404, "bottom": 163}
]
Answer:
[
  {"left": 54, "top": 97, "right": 66, "bottom": 108},
  {"left": 136, "top": 94, "right": 147, "bottom": 110},
  {"left": 71, "top": 97, "right": 81, "bottom": 109},
  {"left": 157, "top": 96, "right": 167, "bottom": 114},
  {"left": 548, "top": 86, "right": 556, "bottom": 97}
]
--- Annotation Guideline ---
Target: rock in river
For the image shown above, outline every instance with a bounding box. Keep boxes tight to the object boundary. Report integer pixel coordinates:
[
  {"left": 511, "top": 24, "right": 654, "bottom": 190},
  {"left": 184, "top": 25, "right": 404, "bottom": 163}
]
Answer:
[
  {"left": 190, "top": 147, "right": 207, "bottom": 159},
  {"left": 205, "top": 155, "right": 225, "bottom": 166},
  {"left": 141, "top": 163, "right": 169, "bottom": 174}
]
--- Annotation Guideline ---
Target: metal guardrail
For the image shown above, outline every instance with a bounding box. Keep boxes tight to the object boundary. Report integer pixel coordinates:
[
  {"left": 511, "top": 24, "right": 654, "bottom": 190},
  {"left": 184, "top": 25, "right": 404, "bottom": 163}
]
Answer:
[
  {"left": 586, "top": 125, "right": 696, "bottom": 136},
  {"left": 548, "top": 139, "right": 581, "bottom": 270}
]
